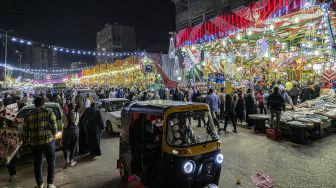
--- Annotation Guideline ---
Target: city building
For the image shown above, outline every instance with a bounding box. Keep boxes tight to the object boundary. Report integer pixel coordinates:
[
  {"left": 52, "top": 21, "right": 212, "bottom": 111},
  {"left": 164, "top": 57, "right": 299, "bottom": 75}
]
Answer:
[
  {"left": 47, "top": 50, "right": 57, "bottom": 69},
  {"left": 71, "top": 62, "right": 87, "bottom": 69},
  {"left": 25, "top": 47, "right": 57, "bottom": 69},
  {"left": 174, "top": 0, "right": 249, "bottom": 30},
  {"left": 96, "top": 23, "right": 136, "bottom": 64},
  {"left": 31, "top": 47, "right": 43, "bottom": 69}
]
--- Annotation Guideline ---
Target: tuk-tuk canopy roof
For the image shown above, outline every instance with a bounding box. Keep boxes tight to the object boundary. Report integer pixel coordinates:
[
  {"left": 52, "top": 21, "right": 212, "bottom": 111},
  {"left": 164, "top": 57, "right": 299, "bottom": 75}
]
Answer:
[{"left": 123, "top": 100, "right": 203, "bottom": 115}]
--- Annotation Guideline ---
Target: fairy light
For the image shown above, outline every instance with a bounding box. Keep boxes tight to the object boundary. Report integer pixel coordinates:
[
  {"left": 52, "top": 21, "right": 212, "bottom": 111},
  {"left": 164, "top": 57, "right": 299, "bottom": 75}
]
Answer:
[
  {"left": 294, "top": 17, "right": 300, "bottom": 23},
  {"left": 1, "top": 33, "right": 141, "bottom": 58},
  {"left": 236, "top": 33, "right": 242, "bottom": 40}
]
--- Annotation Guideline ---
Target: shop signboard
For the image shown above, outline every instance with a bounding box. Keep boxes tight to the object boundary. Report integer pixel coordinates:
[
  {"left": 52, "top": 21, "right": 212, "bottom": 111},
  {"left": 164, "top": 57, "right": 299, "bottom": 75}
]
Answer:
[
  {"left": 217, "top": 73, "right": 225, "bottom": 84},
  {"left": 208, "top": 73, "right": 225, "bottom": 84},
  {"left": 208, "top": 73, "right": 217, "bottom": 82}
]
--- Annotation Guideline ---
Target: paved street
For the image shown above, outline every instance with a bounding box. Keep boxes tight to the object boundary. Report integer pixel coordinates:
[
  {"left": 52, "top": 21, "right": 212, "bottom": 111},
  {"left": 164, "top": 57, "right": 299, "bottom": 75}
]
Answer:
[{"left": 1, "top": 127, "right": 336, "bottom": 188}]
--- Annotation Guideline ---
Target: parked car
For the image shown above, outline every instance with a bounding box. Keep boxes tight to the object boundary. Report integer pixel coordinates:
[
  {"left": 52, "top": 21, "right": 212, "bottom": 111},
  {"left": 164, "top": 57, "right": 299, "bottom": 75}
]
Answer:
[
  {"left": 14, "top": 103, "right": 64, "bottom": 148},
  {"left": 98, "top": 98, "right": 129, "bottom": 135},
  {"left": 76, "top": 89, "right": 99, "bottom": 102}
]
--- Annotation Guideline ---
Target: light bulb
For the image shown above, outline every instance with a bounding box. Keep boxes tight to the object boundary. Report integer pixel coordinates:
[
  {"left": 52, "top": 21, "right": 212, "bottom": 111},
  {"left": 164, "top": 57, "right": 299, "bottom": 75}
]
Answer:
[
  {"left": 236, "top": 34, "right": 241, "bottom": 40},
  {"left": 294, "top": 17, "right": 299, "bottom": 23},
  {"left": 270, "top": 24, "right": 274, "bottom": 30}
]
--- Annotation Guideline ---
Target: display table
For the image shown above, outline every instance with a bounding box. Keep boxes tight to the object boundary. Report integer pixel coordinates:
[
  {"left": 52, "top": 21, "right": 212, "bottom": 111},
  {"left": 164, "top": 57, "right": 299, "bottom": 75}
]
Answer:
[
  {"left": 285, "top": 121, "right": 315, "bottom": 144},
  {"left": 249, "top": 114, "right": 270, "bottom": 133}
]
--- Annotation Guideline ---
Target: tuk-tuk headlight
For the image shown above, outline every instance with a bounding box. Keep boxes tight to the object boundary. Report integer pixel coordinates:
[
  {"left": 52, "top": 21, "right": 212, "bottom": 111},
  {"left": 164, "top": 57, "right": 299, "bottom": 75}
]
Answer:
[
  {"left": 183, "top": 160, "right": 195, "bottom": 174},
  {"left": 216, "top": 153, "right": 224, "bottom": 164}
]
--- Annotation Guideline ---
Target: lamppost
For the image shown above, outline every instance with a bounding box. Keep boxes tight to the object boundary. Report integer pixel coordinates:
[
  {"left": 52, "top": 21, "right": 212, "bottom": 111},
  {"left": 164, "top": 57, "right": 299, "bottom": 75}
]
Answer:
[{"left": 0, "top": 29, "right": 14, "bottom": 87}]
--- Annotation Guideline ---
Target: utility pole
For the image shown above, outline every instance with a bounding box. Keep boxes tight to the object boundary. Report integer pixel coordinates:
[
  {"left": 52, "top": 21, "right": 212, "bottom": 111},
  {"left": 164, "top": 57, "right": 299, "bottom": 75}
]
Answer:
[{"left": 1, "top": 29, "right": 14, "bottom": 87}]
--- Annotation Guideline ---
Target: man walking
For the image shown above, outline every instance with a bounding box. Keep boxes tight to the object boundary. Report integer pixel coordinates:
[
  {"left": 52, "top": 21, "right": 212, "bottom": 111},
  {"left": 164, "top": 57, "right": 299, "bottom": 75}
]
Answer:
[
  {"left": 172, "top": 87, "right": 183, "bottom": 101},
  {"left": 206, "top": 89, "right": 221, "bottom": 133},
  {"left": 267, "top": 87, "right": 285, "bottom": 130},
  {"left": 218, "top": 88, "right": 226, "bottom": 122},
  {"left": 23, "top": 97, "right": 57, "bottom": 188}
]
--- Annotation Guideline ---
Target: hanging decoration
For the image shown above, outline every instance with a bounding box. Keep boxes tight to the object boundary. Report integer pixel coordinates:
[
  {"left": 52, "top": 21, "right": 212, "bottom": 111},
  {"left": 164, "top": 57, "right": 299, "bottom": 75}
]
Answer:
[
  {"left": 256, "top": 38, "right": 269, "bottom": 59},
  {"left": 239, "top": 43, "right": 250, "bottom": 58},
  {"left": 0, "top": 34, "right": 142, "bottom": 58},
  {"left": 175, "top": 0, "right": 304, "bottom": 47},
  {"left": 0, "top": 63, "right": 92, "bottom": 76}
]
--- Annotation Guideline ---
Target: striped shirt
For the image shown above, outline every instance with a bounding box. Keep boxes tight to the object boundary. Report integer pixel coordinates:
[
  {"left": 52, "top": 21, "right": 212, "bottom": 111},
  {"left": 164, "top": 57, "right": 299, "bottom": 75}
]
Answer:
[{"left": 23, "top": 107, "right": 57, "bottom": 146}]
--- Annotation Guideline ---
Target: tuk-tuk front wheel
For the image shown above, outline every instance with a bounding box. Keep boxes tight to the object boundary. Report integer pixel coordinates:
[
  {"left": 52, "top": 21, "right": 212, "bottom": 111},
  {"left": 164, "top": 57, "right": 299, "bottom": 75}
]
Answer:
[{"left": 119, "top": 159, "right": 129, "bottom": 182}]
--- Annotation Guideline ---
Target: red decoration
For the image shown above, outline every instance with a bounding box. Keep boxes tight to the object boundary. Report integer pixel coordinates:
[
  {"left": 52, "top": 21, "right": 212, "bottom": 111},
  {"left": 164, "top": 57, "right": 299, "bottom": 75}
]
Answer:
[{"left": 175, "top": 0, "right": 303, "bottom": 47}]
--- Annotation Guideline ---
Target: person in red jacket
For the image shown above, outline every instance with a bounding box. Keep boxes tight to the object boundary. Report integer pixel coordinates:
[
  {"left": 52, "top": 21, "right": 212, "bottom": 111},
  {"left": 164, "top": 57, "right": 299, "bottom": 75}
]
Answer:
[{"left": 256, "top": 90, "right": 265, "bottom": 114}]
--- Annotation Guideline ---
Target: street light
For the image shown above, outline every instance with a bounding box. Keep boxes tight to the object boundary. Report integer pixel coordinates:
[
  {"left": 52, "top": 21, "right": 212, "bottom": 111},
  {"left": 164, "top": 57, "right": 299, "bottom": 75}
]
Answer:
[{"left": 0, "top": 28, "right": 14, "bottom": 87}]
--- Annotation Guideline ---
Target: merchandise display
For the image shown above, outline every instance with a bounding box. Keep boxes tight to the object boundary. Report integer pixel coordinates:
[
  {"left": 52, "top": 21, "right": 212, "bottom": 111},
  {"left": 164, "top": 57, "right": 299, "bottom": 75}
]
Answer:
[
  {"left": 280, "top": 93, "right": 335, "bottom": 130},
  {"left": 0, "top": 127, "right": 22, "bottom": 165},
  {"left": 176, "top": 0, "right": 336, "bottom": 89}
]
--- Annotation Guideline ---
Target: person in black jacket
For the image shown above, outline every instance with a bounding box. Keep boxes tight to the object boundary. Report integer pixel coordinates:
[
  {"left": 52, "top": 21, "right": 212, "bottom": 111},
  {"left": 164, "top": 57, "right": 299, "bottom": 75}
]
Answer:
[
  {"left": 172, "top": 87, "right": 183, "bottom": 101},
  {"left": 224, "top": 94, "right": 237, "bottom": 133},
  {"left": 267, "top": 87, "right": 285, "bottom": 129},
  {"left": 83, "top": 103, "right": 104, "bottom": 159},
  {"left": 62, "top": 103, "right": 79, "bottom": 168},
  {"left": 289, "top": 84, "right": 300, "bottom": 105},
  {"left": 312, "top": 82, "right": 321, "bottom": 99},
  {"left": 195, "top": 92, "right": 206, "bottom": 127},
  {"left": 245, "top": 88, "right": 257, "bottom": 128}
]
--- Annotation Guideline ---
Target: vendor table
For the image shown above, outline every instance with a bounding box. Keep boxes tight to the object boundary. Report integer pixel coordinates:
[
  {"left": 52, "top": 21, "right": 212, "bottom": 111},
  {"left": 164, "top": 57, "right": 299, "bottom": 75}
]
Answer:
[
  {"left": 248, "top": 114, "right": 270, "bottom": 133},
  {"left": 287, "top": 125, "right": 308, "bottom": 144}
]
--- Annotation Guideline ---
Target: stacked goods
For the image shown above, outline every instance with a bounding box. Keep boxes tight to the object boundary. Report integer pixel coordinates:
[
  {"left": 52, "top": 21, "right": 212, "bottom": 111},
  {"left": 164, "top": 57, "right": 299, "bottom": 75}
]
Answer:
[
  {"left": 311, "top": 94, "right": 336, "bottom": 110},
  {"left": 0, "top": 127, "right": 22, "bottom": 165},
  {"left": 280, "top": 93, "right": 336, "bottom": 128}
]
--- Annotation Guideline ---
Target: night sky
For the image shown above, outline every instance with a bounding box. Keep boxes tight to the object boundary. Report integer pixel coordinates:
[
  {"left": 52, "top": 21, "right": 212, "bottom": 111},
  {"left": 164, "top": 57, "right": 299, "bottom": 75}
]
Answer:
[{"left": 0, "top": 0, "right": 176, "bottom": 67}]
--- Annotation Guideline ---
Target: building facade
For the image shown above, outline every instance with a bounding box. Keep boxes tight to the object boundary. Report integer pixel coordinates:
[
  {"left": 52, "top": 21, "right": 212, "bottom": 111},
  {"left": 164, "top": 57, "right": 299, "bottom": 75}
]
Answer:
[
  {"left": 26, "top": 47, "right": 57, "bottom": 69},
  {"left": 96, "top": 23, "right": 136, "bottom": 64},
  {"left": 174, "top": 0, "right": 250, "bottom": 30},
  {"left": 70, "top": 62, "right": 87, "bottom": 69}
]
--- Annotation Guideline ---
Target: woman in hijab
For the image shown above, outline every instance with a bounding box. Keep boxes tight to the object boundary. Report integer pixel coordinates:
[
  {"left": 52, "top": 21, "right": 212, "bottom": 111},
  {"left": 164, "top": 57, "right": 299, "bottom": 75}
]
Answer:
[
  {"left": 235, "top": 89, "right": 245, "bottom": 125},
  {"left": 62, "top": 103, "right": 79, "bottom": 168},
  {"left": 85, "top": 103, "right": 104, "bottom": 159},
  {"left": 245, "top": 88, "right": 257, "bottom": 128}
]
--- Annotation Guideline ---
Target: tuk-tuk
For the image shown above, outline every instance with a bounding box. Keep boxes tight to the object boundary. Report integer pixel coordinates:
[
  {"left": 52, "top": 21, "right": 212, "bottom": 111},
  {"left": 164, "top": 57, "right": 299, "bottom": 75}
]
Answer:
[{"left": 117, "top": 100, "right": 222, "bottom": 188}]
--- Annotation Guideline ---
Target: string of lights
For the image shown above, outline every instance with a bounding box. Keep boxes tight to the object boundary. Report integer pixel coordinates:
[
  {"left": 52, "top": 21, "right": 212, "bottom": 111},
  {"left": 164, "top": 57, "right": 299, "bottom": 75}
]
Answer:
[
  {"left": 0, "top": 63, "right": 89, "bottom": 76},
  {"left": 0, "top": 34, "right": 143, "bottom": 57}
]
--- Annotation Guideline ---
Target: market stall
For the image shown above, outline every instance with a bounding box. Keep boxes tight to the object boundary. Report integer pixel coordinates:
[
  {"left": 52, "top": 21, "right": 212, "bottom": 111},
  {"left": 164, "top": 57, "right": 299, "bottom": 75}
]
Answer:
[
  {"left": 78, "top": 54, "right": 177, "bottom": 89},
  {"left": 177, "top": 0, "right": 336, "bottom": 88},
  {"left": 273, "top": 92, "right": 335, "bottom": 144}
]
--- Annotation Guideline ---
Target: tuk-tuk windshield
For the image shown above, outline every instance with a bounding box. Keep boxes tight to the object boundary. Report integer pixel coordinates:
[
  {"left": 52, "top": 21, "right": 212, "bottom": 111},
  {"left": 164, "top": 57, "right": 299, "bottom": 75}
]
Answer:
[{"left": 167, "top": 110, "right": 219, "bottom": 147}]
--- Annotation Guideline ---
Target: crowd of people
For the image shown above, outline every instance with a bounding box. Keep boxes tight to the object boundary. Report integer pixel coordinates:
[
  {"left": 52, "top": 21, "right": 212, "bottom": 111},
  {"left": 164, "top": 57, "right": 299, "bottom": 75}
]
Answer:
[
  {"left": 1, "top": 89, "right": 104, "bottom": 188},
  {"left": 0, "top": 78, "right": 332, "bottom": 187}
]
